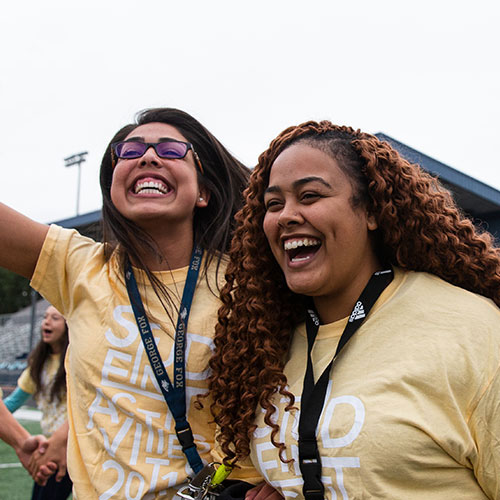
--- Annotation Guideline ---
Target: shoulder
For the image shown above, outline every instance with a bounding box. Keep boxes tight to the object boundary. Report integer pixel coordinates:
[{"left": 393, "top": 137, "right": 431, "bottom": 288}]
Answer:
[
  {"left": 368, "top": 270, "right": 500, "bottom": 412},
  {"left": 375, "top": 268, "right": 500, "bottom": 362},
  {"left": 380, "top": 270, "right": 500, "bottom": 376},
  {"left": 17, "top": 367, "right": 35, "bottom": 393},
  {"left": 35, "top": 224, "right": 119, "bottom": 279},
  {"left": 393, "top": 269, "right": 500, "bottom": 324},
  {"left": 43, "top": 224, "right": 104, "bottom": 258},
  {"left": 31, "top": 225, "right": 120, "bottom": 314}
]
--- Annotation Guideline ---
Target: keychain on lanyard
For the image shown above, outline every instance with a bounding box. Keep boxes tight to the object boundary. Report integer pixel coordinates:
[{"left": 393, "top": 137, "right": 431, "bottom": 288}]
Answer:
[
  {"left": 124, "top": 246, "right": 204, "bottom": 474},
  {"left": 177, "top": 461, "right": 234, "bottom": 500},
  {"left": 298, "top": 268, "right": 394, "bottom": 500}
]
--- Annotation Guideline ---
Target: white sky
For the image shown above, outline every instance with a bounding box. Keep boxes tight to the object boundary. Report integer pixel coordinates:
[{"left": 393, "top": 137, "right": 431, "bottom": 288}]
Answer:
[{"left": 1, "top": 0, "right": 499, "bottom": 223}]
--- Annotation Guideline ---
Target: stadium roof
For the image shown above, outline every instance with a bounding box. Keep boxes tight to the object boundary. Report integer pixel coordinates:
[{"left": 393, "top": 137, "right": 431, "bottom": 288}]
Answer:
[
  {"left": 52, "top": 209, "right": 102, "bottom": 228},
  {"left": 51, "top": 209, "right": 102, "bottom": 240},
  {"left": 375, "top": 133, "right": 500, "bottom": 217}
]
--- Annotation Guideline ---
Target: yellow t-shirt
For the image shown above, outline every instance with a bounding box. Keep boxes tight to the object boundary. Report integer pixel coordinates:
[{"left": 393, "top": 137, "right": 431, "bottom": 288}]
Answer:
[
  {"left": 18, "top": 353, "right": 67, "bottom": 436},
  {"left": 250, "top": 268, "right": 500, "bottom": 499},
  {"left": 31, "top": 225, "right": 259, "bottom": 500}
]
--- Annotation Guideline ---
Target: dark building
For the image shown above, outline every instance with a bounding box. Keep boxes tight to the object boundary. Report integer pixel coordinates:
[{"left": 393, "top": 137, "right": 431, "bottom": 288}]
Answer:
[
  {"left": 376, "top": 133, "right": 500, "bottom": 241},
  {"left": 51, "top": 209, "right": 102, "bottom": 240}
]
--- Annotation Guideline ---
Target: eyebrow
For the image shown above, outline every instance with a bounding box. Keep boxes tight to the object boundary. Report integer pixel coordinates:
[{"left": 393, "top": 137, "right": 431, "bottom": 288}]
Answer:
[
  {"left": 265, "top": 176, "right": 333, "bottom": 194},
  {"left": 123, "top": 136, "right": 180, "bottom": 142}
]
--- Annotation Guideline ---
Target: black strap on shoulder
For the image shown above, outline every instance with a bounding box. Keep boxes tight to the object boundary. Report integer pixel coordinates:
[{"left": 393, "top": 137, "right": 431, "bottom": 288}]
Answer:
[{"left": 298, "top": 269, "right": 393, "bottom": 499}]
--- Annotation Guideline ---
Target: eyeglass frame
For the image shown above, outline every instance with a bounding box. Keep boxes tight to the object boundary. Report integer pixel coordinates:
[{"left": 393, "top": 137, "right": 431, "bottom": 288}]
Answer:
[{"left": 111, "top": 139, "right": 204, "bottom": 174}]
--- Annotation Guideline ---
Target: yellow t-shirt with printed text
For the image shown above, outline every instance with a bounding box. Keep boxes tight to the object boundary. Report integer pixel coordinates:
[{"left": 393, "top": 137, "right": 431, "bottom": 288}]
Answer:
[
  {"left": 31, "top": 225, "right": 259, "bottom": 500},
  {"left": 250, "top": 269, "right": 500, "bottom": 499}
]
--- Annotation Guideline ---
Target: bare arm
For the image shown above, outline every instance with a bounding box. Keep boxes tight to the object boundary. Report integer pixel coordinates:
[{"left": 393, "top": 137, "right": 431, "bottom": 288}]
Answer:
[
  {"left": 0, "top": 400, "right": 48, "bottom": 470},
  {"left": 0, "top": 399, "right": 30, "bottom": 449},
  {"left": 0, "top": 202, "right": 49, "bottom": 278}
]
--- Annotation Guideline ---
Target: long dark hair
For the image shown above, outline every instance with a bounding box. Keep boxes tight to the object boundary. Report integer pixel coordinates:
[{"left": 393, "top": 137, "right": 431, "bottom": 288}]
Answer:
[
  {"left": 28, "top": 316, "right": 69, "bottom": 403},
  {"left": 208, "top": 120, "right": 500, "bottom": 464},
  {"left": 99, "top": 108, "right": 250, "bottom": 322}
]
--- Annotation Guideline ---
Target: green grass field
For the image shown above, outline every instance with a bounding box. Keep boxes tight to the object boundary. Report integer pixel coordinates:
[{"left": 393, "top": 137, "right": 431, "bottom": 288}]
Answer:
[{"left": 0, "top": 420, "right": 41, "bottom": 500}]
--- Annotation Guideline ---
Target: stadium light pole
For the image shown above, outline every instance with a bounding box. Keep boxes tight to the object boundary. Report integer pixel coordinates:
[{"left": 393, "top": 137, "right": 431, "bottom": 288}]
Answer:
[{"left": 64, "top": 151, "right": 88, "bottom": 216}]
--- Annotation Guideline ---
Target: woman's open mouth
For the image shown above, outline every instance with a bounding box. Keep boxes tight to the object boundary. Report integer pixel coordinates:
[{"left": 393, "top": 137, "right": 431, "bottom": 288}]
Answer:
[
  {"left": 133, "top": 177, "right": 172, "bottom": 196},
  {"left": 42, "top": 328, "right": 53, "bottom": 337},
  {"left": 284, "top": 238, "right": 321, "bottom": 263}
]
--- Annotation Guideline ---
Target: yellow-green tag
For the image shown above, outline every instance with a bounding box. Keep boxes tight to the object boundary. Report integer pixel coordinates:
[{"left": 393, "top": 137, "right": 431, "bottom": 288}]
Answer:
[{"left": 210, "top": 464, "right": 232, "bottom": 486}]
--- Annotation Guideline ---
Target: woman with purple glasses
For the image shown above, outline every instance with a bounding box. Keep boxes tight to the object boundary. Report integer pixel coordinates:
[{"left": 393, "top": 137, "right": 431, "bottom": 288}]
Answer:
[{"left": 0, "top": 108, "right": 269, "bottom": 499}]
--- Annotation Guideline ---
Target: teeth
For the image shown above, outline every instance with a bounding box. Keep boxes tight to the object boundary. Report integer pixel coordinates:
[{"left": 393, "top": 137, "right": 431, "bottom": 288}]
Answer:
[
  {"left": 134, "top": 180, "right": 168, "bottom": 194},
  {"left": 291, "top": 256, "right": 310, "bottom": 262},
  {"left": 139, "top": 188, "right": 164, "bottom": 194},
  {"left": 284, "top": 238, "right": 320, "bottom": 251}
]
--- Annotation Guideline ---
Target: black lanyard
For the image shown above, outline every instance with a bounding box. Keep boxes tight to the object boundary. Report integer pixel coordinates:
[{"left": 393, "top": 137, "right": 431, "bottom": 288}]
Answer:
[
  {"left": 124, "top": 246, "right": 204, "bottom": 474},
  {"left": 298, "top": 268, "right": 394, "bottom": 500}
]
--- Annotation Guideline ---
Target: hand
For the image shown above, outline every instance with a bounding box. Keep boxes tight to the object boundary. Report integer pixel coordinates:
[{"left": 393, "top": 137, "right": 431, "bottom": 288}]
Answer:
[
  {"left": 245, "top": 482, "right": 284, "bottom": 500},
  {"left": 30, "top": 420, "right": 68, "bottom": 485},
  {"left": 29, "top": 436, "right": 65, "bottom": 485},
  {"left": 15, "top": 434, "right": 48, "bottom": 471},
  {"left": 0, "top": 399, "right": 53, "bottom": 478}
]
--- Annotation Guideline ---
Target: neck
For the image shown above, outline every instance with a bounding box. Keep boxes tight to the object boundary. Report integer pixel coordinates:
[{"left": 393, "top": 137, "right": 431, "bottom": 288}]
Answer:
[
  {"left": 50, "top": 344, "right": 61, "bottom": 355},
  {"left": 137, "top": 223, "right": 195, "bottom": 271},
  {"left": 313, "top": 260, "right": 382, "bottom": 325},
  {"left": 314, "top": 295, "right": 358, "bottom": 325}
]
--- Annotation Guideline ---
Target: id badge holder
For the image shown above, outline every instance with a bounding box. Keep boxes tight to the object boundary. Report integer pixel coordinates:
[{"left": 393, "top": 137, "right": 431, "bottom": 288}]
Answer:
[{"left": 178, "top": 462, "right": 232, "bottom": 500}]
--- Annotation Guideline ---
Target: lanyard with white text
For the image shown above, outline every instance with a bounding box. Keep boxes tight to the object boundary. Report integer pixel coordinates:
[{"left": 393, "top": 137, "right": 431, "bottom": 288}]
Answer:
[
  {"left": 124, "top": 246, "right": 204, "bottom": 474},
  {"left": 298, "top": 268, "right": 393, "bottom": 500}
]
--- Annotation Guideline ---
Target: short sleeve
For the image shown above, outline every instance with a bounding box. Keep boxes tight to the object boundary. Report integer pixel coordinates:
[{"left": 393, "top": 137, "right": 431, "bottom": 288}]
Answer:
[{"left": 17, "top": 367, "right": 36, "bottom": 394}]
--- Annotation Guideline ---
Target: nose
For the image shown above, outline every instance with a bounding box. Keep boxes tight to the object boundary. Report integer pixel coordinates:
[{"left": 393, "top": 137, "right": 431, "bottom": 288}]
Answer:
[
  {"left": 277, "top": 202, "right": 303, "bottom": 228},
  {"left": 139, "top": 145, "right": 160, "bottom": 167}
]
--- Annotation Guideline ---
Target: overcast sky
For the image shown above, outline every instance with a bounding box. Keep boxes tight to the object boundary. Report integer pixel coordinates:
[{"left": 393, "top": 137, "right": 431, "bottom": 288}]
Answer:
[{"left": 1, "top": 0, "right": 499, "bottom": 223}]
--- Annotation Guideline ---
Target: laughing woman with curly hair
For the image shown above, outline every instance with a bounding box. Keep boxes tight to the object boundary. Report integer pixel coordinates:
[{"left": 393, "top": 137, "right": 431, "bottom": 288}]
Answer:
[{"left": 208, "top": 121, "right": 500, "bottom": 500}]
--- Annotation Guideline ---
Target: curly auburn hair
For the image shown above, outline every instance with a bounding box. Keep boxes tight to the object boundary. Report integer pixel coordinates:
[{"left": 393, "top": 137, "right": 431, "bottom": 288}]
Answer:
[{"left": 207, "top": 120, "right": 500, "bottom": 465}]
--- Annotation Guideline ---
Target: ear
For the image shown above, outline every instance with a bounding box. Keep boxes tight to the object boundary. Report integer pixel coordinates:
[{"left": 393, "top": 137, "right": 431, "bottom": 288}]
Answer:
[
  {"left": 196, "top": 185, "right": 211, "bottom": 208},
  {"left": 366, "top": 212, "right": 378, "bottom": 231}
]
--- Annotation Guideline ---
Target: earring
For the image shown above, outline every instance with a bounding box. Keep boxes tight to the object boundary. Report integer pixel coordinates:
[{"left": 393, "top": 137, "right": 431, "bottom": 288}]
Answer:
[{"left": 199, "top": 197, "right": 204, "bottom": 201}]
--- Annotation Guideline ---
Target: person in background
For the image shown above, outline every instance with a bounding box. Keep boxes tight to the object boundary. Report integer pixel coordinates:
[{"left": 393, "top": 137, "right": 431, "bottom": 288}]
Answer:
[
  {"left": 4, "top": 304, "right": 71, "bottom": 499},
  {"left": 209, "top": 120, "right": 500, "bottom": 499}
]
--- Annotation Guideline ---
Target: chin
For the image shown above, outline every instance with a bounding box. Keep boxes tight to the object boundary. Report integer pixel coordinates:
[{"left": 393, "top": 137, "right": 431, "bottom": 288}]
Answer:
[{"left": 285, "top": 278, "right": 318, "bottom": 296}]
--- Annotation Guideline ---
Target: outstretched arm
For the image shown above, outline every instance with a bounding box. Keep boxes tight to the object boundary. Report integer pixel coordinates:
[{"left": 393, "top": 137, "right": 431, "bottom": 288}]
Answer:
[
  {"left": 0, "top": 399, "right": 31, "bottom": 459},
  {"left": 0, "top": 202, "right": 48, "bottom": 279}
]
